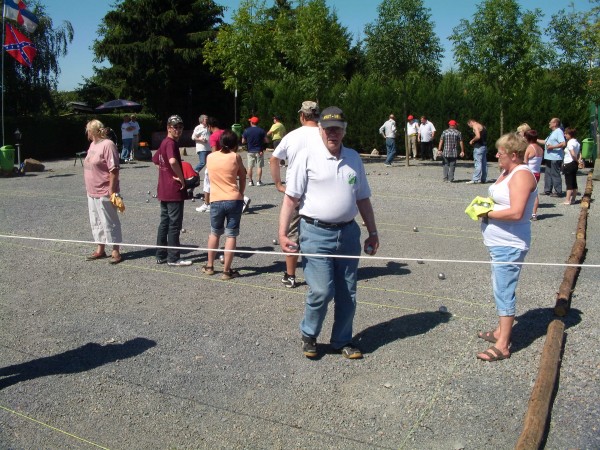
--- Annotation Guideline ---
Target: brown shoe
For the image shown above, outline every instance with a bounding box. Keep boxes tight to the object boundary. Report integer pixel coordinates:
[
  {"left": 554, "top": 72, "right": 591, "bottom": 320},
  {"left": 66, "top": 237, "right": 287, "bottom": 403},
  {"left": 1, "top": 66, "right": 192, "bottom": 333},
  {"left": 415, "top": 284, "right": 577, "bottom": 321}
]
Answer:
[{"left": 86, "top": 251, "right": 107, "bottom": 261}]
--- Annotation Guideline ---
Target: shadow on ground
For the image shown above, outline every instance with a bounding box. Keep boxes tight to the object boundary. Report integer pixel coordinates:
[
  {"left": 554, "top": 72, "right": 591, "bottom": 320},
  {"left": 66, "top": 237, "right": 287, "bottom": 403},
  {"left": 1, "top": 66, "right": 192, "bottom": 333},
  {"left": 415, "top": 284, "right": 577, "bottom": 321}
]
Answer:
[
  {"left": 0, "top": 337, "right": 156, "bottom": 390},
  {"left": 354, "top": 311, "right": 451, "bottom": 354}
]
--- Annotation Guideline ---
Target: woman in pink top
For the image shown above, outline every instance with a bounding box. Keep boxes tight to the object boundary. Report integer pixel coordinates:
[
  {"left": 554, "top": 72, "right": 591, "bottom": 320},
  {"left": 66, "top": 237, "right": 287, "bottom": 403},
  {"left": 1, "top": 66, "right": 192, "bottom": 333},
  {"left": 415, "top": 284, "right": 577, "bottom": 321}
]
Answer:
[
  {"left": 83, "top": 119, "right": 122, "bottom": 264},
  {"left": 202, "top": 130, "right": 247, "bottom": 280}
]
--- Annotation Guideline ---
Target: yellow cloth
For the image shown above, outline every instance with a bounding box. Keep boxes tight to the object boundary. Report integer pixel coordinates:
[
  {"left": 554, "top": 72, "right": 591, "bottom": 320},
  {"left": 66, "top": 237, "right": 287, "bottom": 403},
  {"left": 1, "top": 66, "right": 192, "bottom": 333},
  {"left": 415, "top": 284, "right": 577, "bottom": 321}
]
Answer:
[
  {"left": 110, "top": 193, "right": 125, "bottom": 213},
  {"left": 465, "top": 196, "right": 494, "bottom": 221}
]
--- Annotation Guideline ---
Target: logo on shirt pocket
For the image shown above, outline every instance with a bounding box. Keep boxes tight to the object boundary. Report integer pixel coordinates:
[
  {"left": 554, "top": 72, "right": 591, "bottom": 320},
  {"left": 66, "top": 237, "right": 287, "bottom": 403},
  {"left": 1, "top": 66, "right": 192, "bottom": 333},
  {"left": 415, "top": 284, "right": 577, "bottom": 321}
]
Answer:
[{"left": 348, "top": 174, "right": 356, "bottom": 185}]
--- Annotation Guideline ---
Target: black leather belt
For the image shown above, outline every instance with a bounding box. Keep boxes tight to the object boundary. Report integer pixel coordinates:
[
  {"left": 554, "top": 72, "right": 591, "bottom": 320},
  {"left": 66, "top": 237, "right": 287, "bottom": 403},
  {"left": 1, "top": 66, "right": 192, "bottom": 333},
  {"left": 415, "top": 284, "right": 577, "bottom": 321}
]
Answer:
[{"left": 300, "top": 216, "right": 353, "bottom": 229}]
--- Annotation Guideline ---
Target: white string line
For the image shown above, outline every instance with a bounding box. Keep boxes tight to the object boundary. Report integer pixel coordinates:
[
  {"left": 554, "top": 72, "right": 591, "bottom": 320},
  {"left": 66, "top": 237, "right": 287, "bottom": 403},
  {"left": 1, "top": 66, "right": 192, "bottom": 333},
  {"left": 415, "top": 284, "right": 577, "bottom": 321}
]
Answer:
[{"left": 1, "top": 233, "right": 598, "bottom": 269}]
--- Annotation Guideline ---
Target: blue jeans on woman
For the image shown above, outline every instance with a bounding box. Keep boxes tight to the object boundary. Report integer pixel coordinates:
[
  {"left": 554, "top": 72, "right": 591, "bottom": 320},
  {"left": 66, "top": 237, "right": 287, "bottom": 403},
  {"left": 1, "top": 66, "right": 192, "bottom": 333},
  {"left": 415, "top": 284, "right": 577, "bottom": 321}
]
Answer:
[
  {"left": 299, "top": 219, "right": 361, "bottom": 349},
  {"left": 488, "top": 245, "right": 528, "bottom": 316},
  {"left": 472, "top": 146, "right": 488, "bottom": 182}
]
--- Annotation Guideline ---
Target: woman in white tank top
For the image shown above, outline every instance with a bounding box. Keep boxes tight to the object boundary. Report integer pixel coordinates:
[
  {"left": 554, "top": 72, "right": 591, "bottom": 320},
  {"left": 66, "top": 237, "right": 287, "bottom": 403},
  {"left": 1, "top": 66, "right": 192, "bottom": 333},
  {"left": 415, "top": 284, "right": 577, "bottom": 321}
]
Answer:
[
  {"left": 476, "top": 133, "right": 537, "bottom": 362},
  {"left": 523, "top": 130, "right": 544, "bottom": 220}
]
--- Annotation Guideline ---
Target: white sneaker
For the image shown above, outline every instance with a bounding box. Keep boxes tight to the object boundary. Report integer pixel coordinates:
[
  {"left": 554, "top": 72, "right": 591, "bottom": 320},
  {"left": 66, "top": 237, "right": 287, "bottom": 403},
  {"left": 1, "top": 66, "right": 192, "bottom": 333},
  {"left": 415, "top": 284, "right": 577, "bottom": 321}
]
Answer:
[
  {"left": 242, "top": 196, "right": 251, "bottom": 213},
  {"left": 167, "top": 259, "right": 192, "bottom": 267},
  {"left": 195, "top": 203, "right": 210, "bottom": 212},
  {"left": 256, "top": 180, "right": 263, "bottom": 186},
  {"left": 248, "top": 180, "right": 254, "bottom": 186}
]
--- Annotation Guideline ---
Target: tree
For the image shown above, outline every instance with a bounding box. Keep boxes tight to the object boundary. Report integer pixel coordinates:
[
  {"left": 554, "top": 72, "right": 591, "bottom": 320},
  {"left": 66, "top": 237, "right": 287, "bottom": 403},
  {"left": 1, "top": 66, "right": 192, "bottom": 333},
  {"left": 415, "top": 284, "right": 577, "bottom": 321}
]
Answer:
[
  {"left": 93, "top": 0, "right": 227, "bottom": 122},
  {"left": 2, "top": 0, "right": 73, "bottom": 119},
  {"left": 364, "top": 0, "right": 443, "bottom": 166},
  {"left": 450, "top": 0, "right": 549, "bottom": 135}
]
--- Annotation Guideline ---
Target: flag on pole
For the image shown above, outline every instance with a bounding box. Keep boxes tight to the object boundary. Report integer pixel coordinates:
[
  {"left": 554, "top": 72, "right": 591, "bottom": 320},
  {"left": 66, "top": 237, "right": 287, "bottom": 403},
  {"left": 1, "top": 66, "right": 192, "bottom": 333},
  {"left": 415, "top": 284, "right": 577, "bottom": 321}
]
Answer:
[
  {"left": 3, "top": 23, "right": 37, "bottom": 68},
  {"left": 3, "top": 0, "right": 39, "bottom": 33}
]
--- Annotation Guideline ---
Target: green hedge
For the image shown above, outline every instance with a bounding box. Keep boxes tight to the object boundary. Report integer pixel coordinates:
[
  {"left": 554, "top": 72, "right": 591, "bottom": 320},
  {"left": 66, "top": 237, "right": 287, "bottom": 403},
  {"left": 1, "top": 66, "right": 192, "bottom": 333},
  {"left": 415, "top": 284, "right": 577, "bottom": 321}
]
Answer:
[{"left": 2, "top": 114, "right": 161, "bottom": 161}]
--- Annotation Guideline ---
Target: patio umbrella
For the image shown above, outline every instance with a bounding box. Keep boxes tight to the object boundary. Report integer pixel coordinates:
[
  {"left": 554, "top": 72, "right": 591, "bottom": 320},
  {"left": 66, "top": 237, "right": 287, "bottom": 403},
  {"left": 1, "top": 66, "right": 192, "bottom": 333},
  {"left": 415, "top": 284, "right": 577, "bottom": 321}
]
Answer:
[{"left": 95, "top": 99, "right": 142, "bottom": 112}]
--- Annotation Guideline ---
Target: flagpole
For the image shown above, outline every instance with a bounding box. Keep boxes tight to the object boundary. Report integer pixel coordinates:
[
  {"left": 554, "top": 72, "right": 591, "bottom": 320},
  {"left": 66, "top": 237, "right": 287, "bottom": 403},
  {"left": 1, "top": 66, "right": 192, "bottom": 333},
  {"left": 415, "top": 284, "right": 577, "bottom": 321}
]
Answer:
[{"left": 2, "top": 6, "right": 6, "bottom": 146}]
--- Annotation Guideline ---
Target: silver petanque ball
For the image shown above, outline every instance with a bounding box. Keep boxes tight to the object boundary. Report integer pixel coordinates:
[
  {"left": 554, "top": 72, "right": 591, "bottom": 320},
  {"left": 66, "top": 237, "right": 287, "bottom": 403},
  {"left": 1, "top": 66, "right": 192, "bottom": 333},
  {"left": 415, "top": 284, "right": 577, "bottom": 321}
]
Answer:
[
  {"left": 181, "top": 228, "right": 186, "bottom": 233},
  {"left": 191, "top": 198, "right": 195, "bottom": 202},
  {"left": 219, "top": 255, "right": 224, "bottom": 263},
  {"left": 147, "top": 190, "right": 151, "bottom": 195},
  {"left": 439, "top": 305, "right": 448, "bottom": 313},
  {"left": 146, "top": 199, "right": 149, "bottom": 203},
  {"left": 413, "top": 227, "right": 419, "bottom": 232},
  {"left": 272, "top": 239, "right": 278, "bottom": 245},
  {"left": 438, "top": 273, "right": 446, "bottom": 280}
]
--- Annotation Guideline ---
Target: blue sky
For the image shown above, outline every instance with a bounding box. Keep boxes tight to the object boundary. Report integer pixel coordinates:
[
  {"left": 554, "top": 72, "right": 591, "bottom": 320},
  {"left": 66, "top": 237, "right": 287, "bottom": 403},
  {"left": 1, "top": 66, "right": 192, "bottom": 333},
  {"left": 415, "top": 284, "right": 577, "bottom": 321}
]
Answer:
[{"left": 43, "top": 0, "right": 589, "bottom": 92}]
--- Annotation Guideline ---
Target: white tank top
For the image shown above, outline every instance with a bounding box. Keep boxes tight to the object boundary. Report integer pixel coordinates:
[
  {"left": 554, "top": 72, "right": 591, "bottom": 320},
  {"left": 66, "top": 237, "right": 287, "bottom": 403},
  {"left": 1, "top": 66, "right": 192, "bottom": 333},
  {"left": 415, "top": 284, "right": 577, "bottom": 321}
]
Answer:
[
  {"left": 481, "top": 165, "right": 537, "bottom": 250},
  {"left": 527, "top": 145, "right": 542, "bottom": 174}
]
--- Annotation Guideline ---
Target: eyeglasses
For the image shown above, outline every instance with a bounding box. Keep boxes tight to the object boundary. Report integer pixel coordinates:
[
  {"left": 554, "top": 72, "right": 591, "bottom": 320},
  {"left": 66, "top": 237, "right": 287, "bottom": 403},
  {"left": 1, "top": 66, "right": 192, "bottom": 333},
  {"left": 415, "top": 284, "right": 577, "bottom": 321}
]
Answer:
[{"left": 169, "top": 125, "right": 184, "bottom": 130}]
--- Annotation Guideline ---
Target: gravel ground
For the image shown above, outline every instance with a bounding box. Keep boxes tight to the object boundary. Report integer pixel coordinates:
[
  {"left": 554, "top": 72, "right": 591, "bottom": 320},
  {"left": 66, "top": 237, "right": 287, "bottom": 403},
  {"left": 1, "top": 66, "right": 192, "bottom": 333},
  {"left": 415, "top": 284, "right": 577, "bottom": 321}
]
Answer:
[{"left": 0, "top": 151, "right": 598, "bottom": 449}]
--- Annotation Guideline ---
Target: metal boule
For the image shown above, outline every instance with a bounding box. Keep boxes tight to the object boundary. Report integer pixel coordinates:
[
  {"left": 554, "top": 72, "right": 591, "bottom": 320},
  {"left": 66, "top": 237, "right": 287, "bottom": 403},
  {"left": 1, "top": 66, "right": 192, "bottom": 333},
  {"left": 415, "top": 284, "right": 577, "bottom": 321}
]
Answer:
[{"left": 438, "top": 273, "right": 446, "bottom": 280}]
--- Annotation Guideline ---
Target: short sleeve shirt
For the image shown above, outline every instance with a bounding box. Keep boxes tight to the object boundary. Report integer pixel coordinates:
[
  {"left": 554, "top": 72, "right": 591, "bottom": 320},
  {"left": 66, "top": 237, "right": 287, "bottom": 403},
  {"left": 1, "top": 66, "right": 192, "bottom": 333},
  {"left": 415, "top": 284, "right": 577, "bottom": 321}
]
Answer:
[
  {"left": 285, "top": 144, "right": 371, "bottom": 223},
  {"left": 209, "top": 129, "right": 224, "bottom": 151},
  {"left": 440, "top": 128, "right": 462, "bottom": 158},
  {"left": 242, "top": 126, "right": 266, "bottom": 152},
  {"left": 272, "top": 126, "right": 322, "bottom": 175},
  {"left": 152, "top": 136, "right": 186, "bottom": 202},
  {"left": 84, "top": 139, "right": 120, "bottom": 197}
]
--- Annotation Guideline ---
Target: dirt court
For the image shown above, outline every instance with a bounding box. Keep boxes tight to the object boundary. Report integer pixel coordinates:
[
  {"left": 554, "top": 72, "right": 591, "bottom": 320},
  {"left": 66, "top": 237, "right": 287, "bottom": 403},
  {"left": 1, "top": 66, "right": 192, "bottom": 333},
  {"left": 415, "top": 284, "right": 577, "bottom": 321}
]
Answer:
[{"left": 0, "top": 152, "right": 598, "bottom": 449}]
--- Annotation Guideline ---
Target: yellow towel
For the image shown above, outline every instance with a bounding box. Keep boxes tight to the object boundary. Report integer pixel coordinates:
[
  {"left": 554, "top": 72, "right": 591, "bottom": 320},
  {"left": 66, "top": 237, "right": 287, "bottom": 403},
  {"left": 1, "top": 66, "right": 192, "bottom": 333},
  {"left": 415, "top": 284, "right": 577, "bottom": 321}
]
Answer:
[
  {"left": 110, "top": 193, "right": 125, "bottom": 213},
  {"left": 465, "top": 196, "right": 494, "bottom": 221}
]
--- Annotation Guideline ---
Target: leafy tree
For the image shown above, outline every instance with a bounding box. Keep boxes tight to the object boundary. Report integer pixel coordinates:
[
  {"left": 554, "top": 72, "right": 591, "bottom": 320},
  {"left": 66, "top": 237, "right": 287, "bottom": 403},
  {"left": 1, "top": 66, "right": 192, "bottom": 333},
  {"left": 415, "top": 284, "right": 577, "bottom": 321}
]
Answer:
[
  {"left": 364, "top": 0, "right": 443, "bottom": 165},
  {"left": 2, "top": 0, "right": 73, "bottom": 120},
  {"left": 93, "top": 0, "right": 228, "bottom": 123},
  {"left": 450, "top": 0, "right": 549, "bottom": 135}
]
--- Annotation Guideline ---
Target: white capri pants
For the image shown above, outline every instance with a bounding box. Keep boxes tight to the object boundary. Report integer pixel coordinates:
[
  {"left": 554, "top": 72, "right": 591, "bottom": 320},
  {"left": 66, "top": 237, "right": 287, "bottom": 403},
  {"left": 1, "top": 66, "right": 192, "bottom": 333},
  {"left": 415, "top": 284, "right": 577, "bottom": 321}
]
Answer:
[{"left": 88, "top": 196, "right": 122, "bottom": 244}]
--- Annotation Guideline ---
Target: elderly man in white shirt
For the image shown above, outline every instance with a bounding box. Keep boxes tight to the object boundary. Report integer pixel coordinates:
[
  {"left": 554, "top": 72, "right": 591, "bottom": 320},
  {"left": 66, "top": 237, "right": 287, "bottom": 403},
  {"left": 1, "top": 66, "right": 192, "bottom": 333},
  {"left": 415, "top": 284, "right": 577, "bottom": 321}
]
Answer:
[{"left": 418, "top": 115, "right": 436, "bottom": 161}]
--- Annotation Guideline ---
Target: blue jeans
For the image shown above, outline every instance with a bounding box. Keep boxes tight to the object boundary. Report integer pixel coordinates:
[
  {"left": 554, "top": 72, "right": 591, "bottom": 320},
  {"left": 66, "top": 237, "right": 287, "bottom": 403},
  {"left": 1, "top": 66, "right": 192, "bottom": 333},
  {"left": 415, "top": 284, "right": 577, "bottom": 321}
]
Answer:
[
  {"left": 385, "top": 138, "right": 396, "bottom": 164},
  {"left": 195, "top": 151, "right": 208, "bottom": 173},
  {"left": 156, "top": 201, "right": 184, "bottom": 263},
  {"left": 209, "top": 200, "right": 243, "bottom": 237},
  {"left": 472, "top": 146, "right": 487, "bottom": 182},
  {"left": 488, "top": 246, "right": 527, "bottom": 316},
  {"left": 121, "top": 138, "right": 133, "bottom": 160},
  {"left": 299, "top": 219, "right": 361, "bottom": 348}
]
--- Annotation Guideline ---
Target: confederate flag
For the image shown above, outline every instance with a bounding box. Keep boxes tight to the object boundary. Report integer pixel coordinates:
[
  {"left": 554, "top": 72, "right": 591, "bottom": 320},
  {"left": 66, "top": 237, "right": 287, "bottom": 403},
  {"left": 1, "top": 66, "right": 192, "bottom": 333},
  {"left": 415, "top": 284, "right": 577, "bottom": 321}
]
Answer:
[{"left": 3, "top": 23, "right": 36, "bottom": 68}]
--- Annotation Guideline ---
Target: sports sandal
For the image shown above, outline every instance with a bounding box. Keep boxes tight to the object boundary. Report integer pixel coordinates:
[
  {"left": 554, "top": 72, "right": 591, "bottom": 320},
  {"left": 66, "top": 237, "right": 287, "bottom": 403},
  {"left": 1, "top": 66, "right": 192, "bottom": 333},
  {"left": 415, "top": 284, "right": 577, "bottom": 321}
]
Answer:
[
  {"left": 477, "top": 330, "right": 497, "bottom": 344},
  {"left": 221, "top": 269, "right": 240, "bottom": 280},
  {"left": 86, "top": 251, "right": 107, "bottom": 261},
  {"left": 476, "top": 345, "right": 510, "bottom": 362},
  {"left": 201, "top": 265, "right": 215, "bottom": 275}
]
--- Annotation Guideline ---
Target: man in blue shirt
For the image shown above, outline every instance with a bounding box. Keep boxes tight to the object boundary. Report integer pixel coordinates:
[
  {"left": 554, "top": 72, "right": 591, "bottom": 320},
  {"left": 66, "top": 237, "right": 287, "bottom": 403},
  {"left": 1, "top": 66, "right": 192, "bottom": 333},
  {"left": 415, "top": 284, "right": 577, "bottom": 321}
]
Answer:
[
  {"left": 242, "top": 117, "right": 268, "bottom": 186},
  {"left": 538, "top": 117, "right": 565, "bottom": 197}
]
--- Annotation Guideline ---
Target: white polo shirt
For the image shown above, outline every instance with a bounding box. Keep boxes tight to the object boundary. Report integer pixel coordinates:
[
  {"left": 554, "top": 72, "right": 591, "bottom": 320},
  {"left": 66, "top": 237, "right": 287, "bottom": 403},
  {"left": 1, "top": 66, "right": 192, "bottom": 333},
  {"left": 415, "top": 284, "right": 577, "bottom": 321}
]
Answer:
[
  {"left": 407, "top": 120, "right": 419, "bottom": 136},
  {"left": 272, "top": 125, "right": 321, "bottom": 175},
  {"left": 419, "top": 121, "right": 436, "bottom": 142},
  {"left": 192, "top": 123, "right": 211, "bottom": 153},
  {"left": 285, "top": 142, "right": 371, "bottom": 223}
]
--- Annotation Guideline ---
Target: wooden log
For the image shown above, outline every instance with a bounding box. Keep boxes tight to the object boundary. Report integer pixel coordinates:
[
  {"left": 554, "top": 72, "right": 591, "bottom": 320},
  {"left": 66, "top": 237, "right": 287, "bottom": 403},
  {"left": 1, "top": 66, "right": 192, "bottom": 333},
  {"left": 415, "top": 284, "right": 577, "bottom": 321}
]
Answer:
[
  {"left": 554, "top": 239, "right": 586, "bottom": 316},
  {"left": 575, "top": 210, "right": 587, "bottom": 240},
  {"left": 515, "top": 320, "right": 565, "bottom": 450}
]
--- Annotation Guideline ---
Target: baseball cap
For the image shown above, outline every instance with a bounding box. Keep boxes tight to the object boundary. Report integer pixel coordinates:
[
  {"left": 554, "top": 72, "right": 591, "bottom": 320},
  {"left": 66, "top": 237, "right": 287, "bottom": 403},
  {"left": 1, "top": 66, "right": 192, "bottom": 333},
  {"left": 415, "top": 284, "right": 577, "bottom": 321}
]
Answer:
[
  {"left": 167, "top": 115, "right": 183, "bottom": 126},
  {"left": 249, "top": 116, "right": 259, "bottom": 124},
  {"left": 319, "top": 106, "right": 346, "bottom": 129},
  {"left": 298, "top": 100, "right": 320, "bottom": 115},
  {"left": 448, "top": 120, "right": 458, "bottom": 126},
  {"left": 407, "top": 115, "right": 414, "bottom": 120}
]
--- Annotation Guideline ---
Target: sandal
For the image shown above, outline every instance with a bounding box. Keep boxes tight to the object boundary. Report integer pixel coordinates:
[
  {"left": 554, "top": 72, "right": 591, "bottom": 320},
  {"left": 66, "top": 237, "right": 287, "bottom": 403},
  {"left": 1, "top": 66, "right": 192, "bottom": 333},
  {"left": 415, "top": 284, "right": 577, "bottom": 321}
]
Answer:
[
  {"left": 86, "top": 251, "right": 107, "bottom": 261},
  {"left": 109, "top": 255, "right": 123, "bottom": 265},
  {"left": 477, "top": 330, "right": 497, "bottom": 344},
  {"left": 201, "top": 265, "right": 215, "bottom": 275},
  {"left": 221, "top": 269, "right": 240, "bottom": 280},
  {"left": 477, "top": 345, "right": 510, "bottom": 362}
]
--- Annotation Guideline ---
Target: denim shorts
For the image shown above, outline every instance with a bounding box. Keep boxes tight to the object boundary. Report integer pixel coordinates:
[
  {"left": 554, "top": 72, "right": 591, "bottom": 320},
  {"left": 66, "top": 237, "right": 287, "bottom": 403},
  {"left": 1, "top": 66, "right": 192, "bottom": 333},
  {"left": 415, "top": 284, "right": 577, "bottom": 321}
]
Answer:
[
  {"left": 488, "top": 245, "right": 528, "bottom": 316},
  {"left": 209, "top": 199, "right": 243, "bottom": 237}
]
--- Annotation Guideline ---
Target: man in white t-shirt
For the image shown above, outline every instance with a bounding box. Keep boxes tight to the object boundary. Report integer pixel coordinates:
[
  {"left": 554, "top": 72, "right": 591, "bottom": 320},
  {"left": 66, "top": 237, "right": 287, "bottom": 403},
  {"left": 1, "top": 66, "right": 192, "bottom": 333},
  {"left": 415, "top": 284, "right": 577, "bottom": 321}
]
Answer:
[
  {"left": 120, "top": 115, "right": 135, "bottom": 162},
  {"left": 418, "top": 116, "right": 436, "bottom": 161},
  {"left": 192, "top": 114, "right": 210, "bottom": 173},
  {"left": 130, "top": 114, "right": 141, "bottom": 160},
  {"left": 269, "top": 101, "right": 322, "bottom": 289},
  {"left": 278, "top": 106, "right": 379, "bottom": 360}
]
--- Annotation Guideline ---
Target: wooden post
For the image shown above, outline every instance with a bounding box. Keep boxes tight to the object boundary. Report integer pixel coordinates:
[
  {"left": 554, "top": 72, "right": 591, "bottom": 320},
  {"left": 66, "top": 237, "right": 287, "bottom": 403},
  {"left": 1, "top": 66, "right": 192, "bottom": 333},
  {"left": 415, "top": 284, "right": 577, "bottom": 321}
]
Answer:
[{"left": 515, "top": 320, "right": 565, "bottom": 450}]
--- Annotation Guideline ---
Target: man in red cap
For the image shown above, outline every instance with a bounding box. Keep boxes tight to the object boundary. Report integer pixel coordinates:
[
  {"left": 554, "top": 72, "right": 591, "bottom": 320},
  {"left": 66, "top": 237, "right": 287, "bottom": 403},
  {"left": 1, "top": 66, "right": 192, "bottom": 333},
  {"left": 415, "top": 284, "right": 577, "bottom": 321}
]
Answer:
[
  {"left": 406, "top": 115, "right": 420, "bottom": 159},
  {"left": 437, "top": 120, "right": 465, "bottom": 182},
  {"left": 242, "top": 116, "right": 268, "bottom": 186}
]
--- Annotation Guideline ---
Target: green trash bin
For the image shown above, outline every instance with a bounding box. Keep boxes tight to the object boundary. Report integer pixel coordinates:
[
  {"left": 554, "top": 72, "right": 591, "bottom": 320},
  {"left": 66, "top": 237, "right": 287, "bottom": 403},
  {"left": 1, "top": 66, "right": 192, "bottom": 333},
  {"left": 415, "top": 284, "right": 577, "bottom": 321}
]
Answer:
[
  {"left": 231, "top": 123, "right": 242, "bottom": 138},
  {"left": 0, "top": 145, "right": 15, "bottom": 171},
  {"left": 581, "top": 138, "right": 596, "bottom": 160}
]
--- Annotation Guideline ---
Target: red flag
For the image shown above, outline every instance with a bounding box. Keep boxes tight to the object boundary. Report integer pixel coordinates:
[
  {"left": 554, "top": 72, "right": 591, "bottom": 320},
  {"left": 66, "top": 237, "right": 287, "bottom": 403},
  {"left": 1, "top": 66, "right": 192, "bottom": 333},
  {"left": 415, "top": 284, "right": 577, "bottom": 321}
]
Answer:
[{"left": 3, "top": 23, "right": 36, "bottom": 67}]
